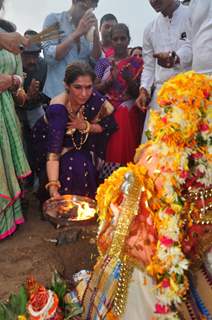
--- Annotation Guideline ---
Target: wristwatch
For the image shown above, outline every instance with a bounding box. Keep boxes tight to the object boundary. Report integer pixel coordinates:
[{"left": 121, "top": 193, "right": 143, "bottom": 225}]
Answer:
[{"left": 169, "top": 51, "right": 179, "bottom": 65}]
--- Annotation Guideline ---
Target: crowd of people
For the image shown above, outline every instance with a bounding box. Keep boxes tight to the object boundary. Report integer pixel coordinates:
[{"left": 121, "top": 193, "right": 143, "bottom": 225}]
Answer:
[
  {"left": 0, "top": 0, "right": 211, "bottom": 270},
  {"left": 0, "top": 0, "right": 211, "bottom": 318},
  {"left": 0, "top": 0, "right": 144, "bottom": 240}
]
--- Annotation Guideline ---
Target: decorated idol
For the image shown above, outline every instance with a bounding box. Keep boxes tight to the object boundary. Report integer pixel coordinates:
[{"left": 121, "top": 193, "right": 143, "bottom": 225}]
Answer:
[{"left": 80, "top": 71, "right": 212, "bottom": 320}]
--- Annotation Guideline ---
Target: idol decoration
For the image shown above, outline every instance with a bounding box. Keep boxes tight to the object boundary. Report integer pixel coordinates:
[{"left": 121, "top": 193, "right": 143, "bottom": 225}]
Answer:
[{"left": 81, "top": 72, "right": 212, "bottom": 320}]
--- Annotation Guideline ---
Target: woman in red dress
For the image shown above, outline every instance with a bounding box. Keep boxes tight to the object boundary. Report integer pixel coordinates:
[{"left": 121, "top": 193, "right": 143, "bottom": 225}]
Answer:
[{"left": 95, "top": 23, "right": 144, "bottom": 166}]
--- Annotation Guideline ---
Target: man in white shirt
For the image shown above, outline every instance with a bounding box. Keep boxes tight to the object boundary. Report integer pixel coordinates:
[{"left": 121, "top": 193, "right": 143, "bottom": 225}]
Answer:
[
  {"left": 178, "top": 0, "right": 212, "bottom": 75},
  {"left": 136, "top": 0, "right": 191, "bottom": 142}
]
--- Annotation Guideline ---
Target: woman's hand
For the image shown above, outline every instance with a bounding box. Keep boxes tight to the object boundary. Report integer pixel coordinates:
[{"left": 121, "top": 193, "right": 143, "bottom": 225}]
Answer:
[
  {"left": 0, "top": 74, "right": 12, "bottom": 92},
  {"left": 136, "top": 87, "right": 151, "bottom": 112},
  {"left": 68, "top": 118, "right": 87, "bottom": 131},
  {"left": 111, "top": 60, "right": 119, "bottom": 81},
  {"left": 67, "top": 108, "right": 87, "bottom": 131},
  {"left": 122, "top": 66, "right": 132, "bottom": 82},
  {"left": 0, "top": 32, "right": 30, "bottom": 54},
  {"left": 49, "top": 185, "right": 61, "bottom": 199}
]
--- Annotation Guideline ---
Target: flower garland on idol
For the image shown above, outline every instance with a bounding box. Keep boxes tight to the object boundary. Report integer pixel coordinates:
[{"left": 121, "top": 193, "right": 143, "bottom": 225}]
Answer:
[
  {"left": 141, "top": 71, "right": 212, "bottom": 319},
  {"left": 83, "top": 71, "right": 212, "bottom": 320}
]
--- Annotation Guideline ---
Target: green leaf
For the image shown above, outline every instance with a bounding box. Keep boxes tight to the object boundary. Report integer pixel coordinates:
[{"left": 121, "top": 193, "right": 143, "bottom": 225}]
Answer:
[
  {"left": 164, "top": 107, "right": 171, "bottom": 114},
  {"left": 0, "top": 302, "right": 15, "bottom": 320},
  {"left": 174, "top": 196, "right": 184, "bottom": 206},
  {"left": 8, "top": 293, "right": 20, "bottom": 315},
  {"left": 145, "top": 129, "right": 152, "bottom": 140},
  {"left": 196, "top": 133, "right": 207, "bottom": 146},
  {"left": 3, "top": 286, "right": 27, "bottom": 317},
  {"left": 64, "top": 303, "right": 83, "bottom": 319},
  {"left": 51, "top": 271, "right": 67, "bottom": 308},
  {"left": 18, "top": 286, "right": 28, "bottom": 315}
]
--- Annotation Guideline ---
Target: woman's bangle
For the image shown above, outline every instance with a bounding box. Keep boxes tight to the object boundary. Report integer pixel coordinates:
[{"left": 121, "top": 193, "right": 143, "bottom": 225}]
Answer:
[
  {"left": 45, "top": 180, "right": 61, "bottom": 190},
  {"left": 47, "top": 153, "right": 60, "bottom": 161},
  {"left": 81, "top": 120, "right": 90, "bottom": 133}
]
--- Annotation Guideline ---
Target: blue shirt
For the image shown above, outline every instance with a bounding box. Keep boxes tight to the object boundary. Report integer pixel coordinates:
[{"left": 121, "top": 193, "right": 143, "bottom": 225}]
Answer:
[{"left": 43, "top": 11, "right": 92, "bottom": 98}]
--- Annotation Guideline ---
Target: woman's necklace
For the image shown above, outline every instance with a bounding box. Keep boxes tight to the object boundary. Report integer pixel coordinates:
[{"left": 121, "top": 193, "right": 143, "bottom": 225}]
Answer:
[
  {"left": 71, "top": 131, "right": 89, "bottom": 151},
  {"left": 66, "top": 104, "right": 89, "bottom": 151}
]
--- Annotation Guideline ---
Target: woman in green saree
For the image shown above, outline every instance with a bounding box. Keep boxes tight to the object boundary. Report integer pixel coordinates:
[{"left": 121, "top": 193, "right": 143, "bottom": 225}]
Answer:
[{"left": 0, "top": 19, "right": 31, "bottom": 240}]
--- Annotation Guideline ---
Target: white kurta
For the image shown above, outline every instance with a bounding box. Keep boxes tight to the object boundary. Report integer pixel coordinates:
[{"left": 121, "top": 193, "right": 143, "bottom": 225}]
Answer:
[
  {"left": 141, "top": 4, "right": 191, "bottom": 143},
  {"left": 178, "top": 0, "right": 212, "bottom": 75}
]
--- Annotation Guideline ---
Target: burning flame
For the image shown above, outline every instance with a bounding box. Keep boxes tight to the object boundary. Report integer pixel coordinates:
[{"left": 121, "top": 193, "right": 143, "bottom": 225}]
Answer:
[
  {"left": 58, "top": 197, "right": 96, "bottom": 221},
  {"left": 77, "top": 202, "right": 96, "bottom": 220}
]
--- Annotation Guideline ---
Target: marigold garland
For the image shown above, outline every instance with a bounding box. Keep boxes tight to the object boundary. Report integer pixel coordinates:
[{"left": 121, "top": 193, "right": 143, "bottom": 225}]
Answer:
[{"left": 91, "top": 71, "right": 212, "bottom": 320}]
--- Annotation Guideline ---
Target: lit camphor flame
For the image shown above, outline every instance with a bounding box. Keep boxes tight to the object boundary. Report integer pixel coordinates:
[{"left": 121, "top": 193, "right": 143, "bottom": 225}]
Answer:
[
  {"left": 58, "top": 197, "right": 96, "bottom": 221},
  {"left": 76, "top": 202, "right": 96, "bottom": 220}
]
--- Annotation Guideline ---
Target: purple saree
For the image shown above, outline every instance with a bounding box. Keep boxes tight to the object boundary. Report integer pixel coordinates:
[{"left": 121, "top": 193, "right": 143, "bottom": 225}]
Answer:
[{"left": 32, "top": 90, "right": 116, "bottom": 203}]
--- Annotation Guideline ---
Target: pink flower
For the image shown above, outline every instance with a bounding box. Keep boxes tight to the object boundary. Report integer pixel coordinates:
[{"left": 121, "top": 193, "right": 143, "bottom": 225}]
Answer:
[
  {"left": 199, "top": 123, "right": 209, "bottom": 132},
  {"left": 155, "top": 303, "right": 170, "bottom": 314},
  {"left": 180, "top": 170, "right": 189, "bottom": 179},
  {"left": 161, "top": 278, "right": 170, "bottom": 288},
  {"left": 203, "top": 90, "right": 210, "bottom": 99},
  {"left": 160, "top": 236, "right": 174, "bottom": 247},
  {"left": 161, "top": 116, "right": 167, "bottom": 124},
  {"left": 191, "top": 152, "right": 203, "bottom": 159},
  {"left": 165, "top": 208, "right": 175, "bottom": 215}
]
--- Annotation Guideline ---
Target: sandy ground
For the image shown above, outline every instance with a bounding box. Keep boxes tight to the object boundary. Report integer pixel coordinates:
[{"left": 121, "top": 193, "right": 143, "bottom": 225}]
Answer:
[{"left": 0, "top": 193, "right": 98, "bottom": 301}]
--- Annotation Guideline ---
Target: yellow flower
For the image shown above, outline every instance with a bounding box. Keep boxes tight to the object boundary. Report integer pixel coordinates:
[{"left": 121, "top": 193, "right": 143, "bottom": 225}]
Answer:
[{"left": 18, "top": 316, "right": 27, "bottom": 320}]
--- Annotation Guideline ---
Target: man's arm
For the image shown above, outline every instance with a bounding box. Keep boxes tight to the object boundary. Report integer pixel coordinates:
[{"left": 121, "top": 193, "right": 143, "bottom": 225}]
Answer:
[
  {"left": 56, "top": 10, "right": 98, "bottom": 61},
  {"left": 136, "top": 23, "right": 155, "bottom": 110},
  {"left": 42, "top": 13, "right": 78, "bottom": 64},
  {"left": 43, "top": 11, "right": 98, "bottom": 63},
  {"left": 140, "top": 23, "right": 155, "bottom": 93},
  {"left": 90, "top": 22, "right": 101, "bottom": 61},
  {"left": 176, "top": 8, "right": 193, "bottom": 69}
]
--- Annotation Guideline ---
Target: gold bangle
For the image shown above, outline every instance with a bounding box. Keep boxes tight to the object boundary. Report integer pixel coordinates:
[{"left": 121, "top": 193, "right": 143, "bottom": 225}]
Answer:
[
  {"left": 47, "top": 153, "right": 60, "bottom": 161},
  {"left": 81, "top": 120, "right": 90, "bottom": 134},
  {"left": 45, "top": 180, "right": 61, "bottom": 190}
]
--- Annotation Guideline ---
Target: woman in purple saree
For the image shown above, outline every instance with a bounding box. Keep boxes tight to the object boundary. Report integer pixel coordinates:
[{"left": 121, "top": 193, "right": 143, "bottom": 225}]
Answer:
[{"left": 32, "top": 62, "right": 116, "bottom": 203}]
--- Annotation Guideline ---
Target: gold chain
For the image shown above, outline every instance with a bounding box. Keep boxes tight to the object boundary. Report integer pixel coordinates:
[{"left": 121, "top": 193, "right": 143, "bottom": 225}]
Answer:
[
  {"left": 70, "top": 131, "right": 89, "bottom": 150},
  {"left": 66, "top": 104, "right": 89, "bottom": 150}
]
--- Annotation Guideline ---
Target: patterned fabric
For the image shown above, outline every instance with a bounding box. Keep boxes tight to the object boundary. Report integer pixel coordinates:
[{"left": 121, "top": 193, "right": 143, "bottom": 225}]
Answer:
[
  {"left": 95, "top": 55, "right": 144, "bottom": 164},
  {"left": 0, "top": 49, "right": 31, "bottom": 240},
  {"left": 82, "top": 256, "right": 122, "bottom": 320},
  {"left": 95, "top": 55, "right": 143, "bottom": 108},
  {"left": 179, "top": 266, "right": 212, "bottom": 320},
  {"left": 32, "top": 90, "right": 117, "bottom": 203},
  {"left": 98, "top": 161, "right": 121, "bottom": 181}
]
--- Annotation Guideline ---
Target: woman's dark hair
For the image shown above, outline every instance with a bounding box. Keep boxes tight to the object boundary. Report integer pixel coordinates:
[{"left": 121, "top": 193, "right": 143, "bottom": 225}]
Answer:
[
  {"left": 131, "top": 46, "right": 143, "bottom": 55},
  {"left": 64, "top": 62, "right": 96, "bottom": 85},
  {"left": 111, "top": 23, "right": 131, "bottom": 41},
  {"left": 0, "top": 19, "right": 16, "bottom": 32}
]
